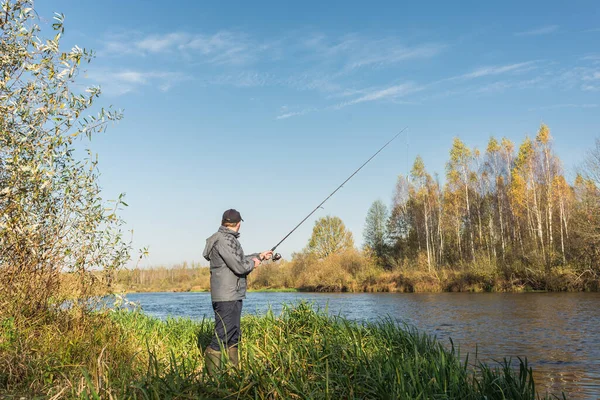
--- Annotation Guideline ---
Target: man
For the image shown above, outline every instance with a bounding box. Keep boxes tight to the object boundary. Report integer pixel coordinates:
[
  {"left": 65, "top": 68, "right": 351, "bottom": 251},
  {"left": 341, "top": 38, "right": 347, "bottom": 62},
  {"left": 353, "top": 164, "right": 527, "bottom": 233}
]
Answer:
[{"left": 202, "top": 209, "right": 273, "bottom": 374}]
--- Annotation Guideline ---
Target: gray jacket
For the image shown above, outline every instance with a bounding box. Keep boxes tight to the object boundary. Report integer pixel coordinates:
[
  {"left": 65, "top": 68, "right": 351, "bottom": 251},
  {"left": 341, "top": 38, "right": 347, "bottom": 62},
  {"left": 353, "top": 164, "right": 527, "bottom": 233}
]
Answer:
[{"left": 203, "top": 226, "right": 259, "bottom": 302}]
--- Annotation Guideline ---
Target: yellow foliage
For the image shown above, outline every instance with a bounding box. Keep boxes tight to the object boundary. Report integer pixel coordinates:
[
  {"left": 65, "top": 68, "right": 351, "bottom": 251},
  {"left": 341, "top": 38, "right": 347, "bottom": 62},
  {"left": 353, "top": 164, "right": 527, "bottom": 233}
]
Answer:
[{"left": 536, "top": 123, "right": 551, "bottom": 145}]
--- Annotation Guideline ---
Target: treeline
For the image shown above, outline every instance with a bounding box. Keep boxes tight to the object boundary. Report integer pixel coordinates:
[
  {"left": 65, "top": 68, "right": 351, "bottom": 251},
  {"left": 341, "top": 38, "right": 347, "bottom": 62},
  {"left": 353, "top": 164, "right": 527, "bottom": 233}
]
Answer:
[
  {"left": 364, "top": 125, "right": 600, "bottom": 280},
  {"left": 112, "top": 261, "right": 210, "bottom": 292}
]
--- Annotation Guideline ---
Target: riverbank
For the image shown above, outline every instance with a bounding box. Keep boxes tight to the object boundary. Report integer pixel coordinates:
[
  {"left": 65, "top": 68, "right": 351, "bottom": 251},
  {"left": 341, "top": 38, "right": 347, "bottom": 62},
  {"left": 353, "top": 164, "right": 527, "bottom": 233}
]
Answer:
[
  {"left": 112, "top": 257, "right": 600, "bottom": 294},
  {"left": 0, "top": 302, "right": 558, "bottom": 399},
  {"left": 119, "top": 288, "right": 300, "bottom": 294}
]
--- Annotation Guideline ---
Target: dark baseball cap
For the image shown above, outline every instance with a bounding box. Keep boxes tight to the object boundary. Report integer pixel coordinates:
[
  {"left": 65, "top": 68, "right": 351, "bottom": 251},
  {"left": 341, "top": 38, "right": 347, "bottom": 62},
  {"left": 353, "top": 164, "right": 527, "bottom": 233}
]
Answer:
[{"left": 222, "top": 209, "right": 243, "bottom": 223}]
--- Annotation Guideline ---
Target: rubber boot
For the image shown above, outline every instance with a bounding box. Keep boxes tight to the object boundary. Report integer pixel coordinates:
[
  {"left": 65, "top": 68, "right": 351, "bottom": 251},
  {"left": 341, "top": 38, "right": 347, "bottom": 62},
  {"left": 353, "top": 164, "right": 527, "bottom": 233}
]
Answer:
[
  {"left": 204, "top": 347, "right": 221, "bottom": 376},
  {"left": 227, "top": 346, "right": 239, "bottom": 368}
]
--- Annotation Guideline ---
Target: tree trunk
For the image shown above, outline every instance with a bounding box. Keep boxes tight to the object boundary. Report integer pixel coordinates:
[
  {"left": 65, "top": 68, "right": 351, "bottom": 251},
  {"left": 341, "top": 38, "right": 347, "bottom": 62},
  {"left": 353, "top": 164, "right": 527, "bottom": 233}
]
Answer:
[
  {"left": 532, "top": 183, "right": 546, "bottom": 264},
  {"left": 498, "top": 193, "right": 506, "bottom": 260},
  {"left": 464, "top": 176, "right": 475, "bottom": 261},
  {"left": 424, "top": 201, "right": 432, "bottom": 272}
]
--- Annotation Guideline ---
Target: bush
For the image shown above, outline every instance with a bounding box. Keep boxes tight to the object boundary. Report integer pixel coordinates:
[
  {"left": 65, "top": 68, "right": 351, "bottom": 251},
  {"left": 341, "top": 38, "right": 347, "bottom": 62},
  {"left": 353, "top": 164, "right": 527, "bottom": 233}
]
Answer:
[{"left": 0, "top": 1, "right": 129, "bottom": 319}]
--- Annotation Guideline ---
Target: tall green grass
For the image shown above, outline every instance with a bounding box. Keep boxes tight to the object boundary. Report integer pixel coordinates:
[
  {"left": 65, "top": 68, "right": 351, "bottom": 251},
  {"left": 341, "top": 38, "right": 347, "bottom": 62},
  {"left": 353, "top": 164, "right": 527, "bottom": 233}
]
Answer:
[
  {"left": 1, "top": 302, "right": 562, "bottom": 399},
  {"left": 114, "top": 302, "right": 559, "bottom": 399}
]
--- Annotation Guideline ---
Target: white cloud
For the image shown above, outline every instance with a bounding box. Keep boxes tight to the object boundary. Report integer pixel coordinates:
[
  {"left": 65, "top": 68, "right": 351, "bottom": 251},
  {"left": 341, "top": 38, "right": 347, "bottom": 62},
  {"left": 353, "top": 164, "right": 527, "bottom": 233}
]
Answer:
[
  {"left": 558, "top": 66, "right": 600, "bottom": 91},
  {"left": 206, "top": 71, "right": 272, "bottom": 87},
  {"left": 301, "top": 33, "right": 445, "bottom": 72},
  {"left": 458, "top": 61, "right": 538, "bottom": 80},
  {"left": 86, "top": 69, "right": 191, "bottom": 96},
  {"left": 113, "top": 71, "right": 147, "bottom": 84},
  {"left": 98, "top": 29, "right": 448, "bottom": 103},
  {"left": 136, "top": 33, "right": 189, "bottom": 53},
  {"left": 102, "top": 31, "right": 265, "bottom": 66},
  {"left": 275, "top": 106, "right": 317, "bottom": 119},
  {"left": 515, "top": 25, "right": 559, "bottom": 36},
  {"left": 334, "top": 83, "right": 423, "bottom": 109},
  {"left": 276, "top": 110, "right": 310, "bottom": 120},
  {"left": 182, "top": 32, "right": 261, "bottom": 65},
  {"left": 581, "top": 55, "right": 600, "bottom": 64},
  {"left": 529, "top": 103, "right": 598, "bottom": 111},
  {"left": 474, "top": 77, "right": 545, "bottom": 94},
  {"left": 95, "top": 26, "right": 599, "bottom": 118},
  {"left": 582, "top": 85, "right": 600, "bottom": 91}
]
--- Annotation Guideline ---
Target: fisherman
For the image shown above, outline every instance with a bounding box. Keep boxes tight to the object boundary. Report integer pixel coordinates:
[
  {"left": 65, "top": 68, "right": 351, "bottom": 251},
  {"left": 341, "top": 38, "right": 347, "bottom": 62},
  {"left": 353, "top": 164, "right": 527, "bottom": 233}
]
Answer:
[{"left": 202, "top": 209, "right": 273, "bottom": 375}]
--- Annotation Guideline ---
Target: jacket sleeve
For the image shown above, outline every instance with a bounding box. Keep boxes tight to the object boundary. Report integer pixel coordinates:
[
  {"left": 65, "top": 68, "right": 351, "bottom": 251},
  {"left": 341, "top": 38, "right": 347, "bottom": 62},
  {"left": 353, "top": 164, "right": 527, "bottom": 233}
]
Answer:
[{"left": 216, "top": 237, "right": 257, "bottom": 275}]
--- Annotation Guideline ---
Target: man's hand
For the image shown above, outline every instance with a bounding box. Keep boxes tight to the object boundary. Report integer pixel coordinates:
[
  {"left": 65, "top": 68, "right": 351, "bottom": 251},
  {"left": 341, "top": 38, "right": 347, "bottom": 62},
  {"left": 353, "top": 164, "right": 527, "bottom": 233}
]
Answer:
[{"left": 252, "top": 250, "right": 274, "bottom": 267}]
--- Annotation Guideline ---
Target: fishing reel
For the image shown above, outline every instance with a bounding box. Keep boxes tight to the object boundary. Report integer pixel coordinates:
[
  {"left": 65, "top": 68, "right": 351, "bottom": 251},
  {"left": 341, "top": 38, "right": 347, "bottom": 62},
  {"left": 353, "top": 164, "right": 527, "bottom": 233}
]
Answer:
[{"left": 272, "top": 253, "right": 282, "bottom": 261}]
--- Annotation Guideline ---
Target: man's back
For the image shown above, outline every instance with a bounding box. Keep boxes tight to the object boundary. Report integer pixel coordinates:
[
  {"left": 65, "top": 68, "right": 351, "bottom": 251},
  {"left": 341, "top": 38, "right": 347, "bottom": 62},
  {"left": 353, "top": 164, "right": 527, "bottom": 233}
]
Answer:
[{"left": 203, "top": 226, "right": 258, "bottom": 302}]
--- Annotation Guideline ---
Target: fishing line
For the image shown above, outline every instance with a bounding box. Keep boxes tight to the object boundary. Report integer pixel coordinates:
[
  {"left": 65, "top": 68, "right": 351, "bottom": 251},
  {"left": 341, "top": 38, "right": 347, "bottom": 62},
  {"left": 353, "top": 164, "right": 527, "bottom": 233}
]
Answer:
[{"left": 270, "top": 127, "right": 408, "bottom": 261}]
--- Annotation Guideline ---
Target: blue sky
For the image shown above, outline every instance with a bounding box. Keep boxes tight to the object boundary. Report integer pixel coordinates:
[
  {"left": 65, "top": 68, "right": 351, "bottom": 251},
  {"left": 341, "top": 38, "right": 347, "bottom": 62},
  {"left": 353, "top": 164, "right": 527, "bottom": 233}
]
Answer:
[{"left": 36, "top": 1, "right": 600, "bottom": 267}]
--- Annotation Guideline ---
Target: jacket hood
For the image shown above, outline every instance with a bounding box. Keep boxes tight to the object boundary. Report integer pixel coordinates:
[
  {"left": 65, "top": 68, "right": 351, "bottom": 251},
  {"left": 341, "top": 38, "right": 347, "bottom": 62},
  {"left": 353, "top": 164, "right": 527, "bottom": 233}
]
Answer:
[{"left": 203, "top": 226, "right": 240, "bottom": 261}]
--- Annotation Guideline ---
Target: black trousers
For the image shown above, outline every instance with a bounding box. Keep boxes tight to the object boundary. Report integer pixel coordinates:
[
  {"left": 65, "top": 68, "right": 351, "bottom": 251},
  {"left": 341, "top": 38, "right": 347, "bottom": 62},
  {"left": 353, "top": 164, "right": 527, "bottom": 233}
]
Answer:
[{"left": 209, "top": 300, "right": 242, "bottom": 351}]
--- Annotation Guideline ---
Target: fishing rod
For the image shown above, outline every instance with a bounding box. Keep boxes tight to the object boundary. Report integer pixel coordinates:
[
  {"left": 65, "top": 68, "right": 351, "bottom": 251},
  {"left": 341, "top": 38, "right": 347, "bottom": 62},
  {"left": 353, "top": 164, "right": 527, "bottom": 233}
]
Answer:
[{"left": 270, "top": 127, "right": 408, "bottom": 261}]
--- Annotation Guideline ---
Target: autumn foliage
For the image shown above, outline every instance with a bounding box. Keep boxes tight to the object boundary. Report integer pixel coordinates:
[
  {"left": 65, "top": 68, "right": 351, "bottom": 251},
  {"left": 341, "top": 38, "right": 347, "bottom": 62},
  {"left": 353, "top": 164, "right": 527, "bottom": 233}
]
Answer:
[{"left": 372, "top": 125, "right": 600, "bottom": 290}]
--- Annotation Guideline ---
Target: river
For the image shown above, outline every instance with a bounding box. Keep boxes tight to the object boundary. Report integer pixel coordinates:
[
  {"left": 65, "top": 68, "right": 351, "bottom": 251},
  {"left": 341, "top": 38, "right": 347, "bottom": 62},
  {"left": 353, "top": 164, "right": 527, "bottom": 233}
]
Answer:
[{"left": 124, "top": 291, "right": 600, "bottom": 399}]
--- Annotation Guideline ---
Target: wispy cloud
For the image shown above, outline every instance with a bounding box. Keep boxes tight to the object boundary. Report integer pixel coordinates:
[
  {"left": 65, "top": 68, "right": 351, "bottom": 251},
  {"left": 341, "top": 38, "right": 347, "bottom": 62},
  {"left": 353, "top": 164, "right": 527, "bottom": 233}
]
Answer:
[
  {"left": 515, "top": 25, "right": 559, "bottom": 36},
  {"left": 99, "top": 29, "right": 447, "bottom": 100},
  {"left": 581, "top": 54, "right": 600, "bottom": 62},
  {"left": 474, "top": 77, "right": 544, "bottom": 94},
  {"left": 582, "top": 84, "right": 600, "bottom": 91},
  {"left": 182, "top": 32, "right": 268, "bottom": 65},
  {"left": 276, "top": 109, "right": 311, "bottom": 120},
  {"left": 334, "top": 82, "right": 424, "bottom": 109},
  {"left": 458, "top": 61, "right": 538, "bottom": 80},
  {"left": 86, "top": 69, "right": 191, "bottom": 96},
  {"left": 136, "top": 33, "right": 188, "bottom": 53},
  {"left": 275, "top": 105, "right": 317, "bottom": 119},
  {"left": 301, "top": 33, "right": 445, "bottom": 72},
  {"left": 101, "top": 31, "right": 268, "bottom": 66},
  {"left": 558, "top": 66, "right": 600, "bottom": 91},
  {"left": 206, "top": 71, "right": 273, "bottom": 87},
  {"left": 95, "top": 26, "right": 599, "bottom": 118},
  {"left": 529, "top": 103, "right": 599, "bottom": 111}
]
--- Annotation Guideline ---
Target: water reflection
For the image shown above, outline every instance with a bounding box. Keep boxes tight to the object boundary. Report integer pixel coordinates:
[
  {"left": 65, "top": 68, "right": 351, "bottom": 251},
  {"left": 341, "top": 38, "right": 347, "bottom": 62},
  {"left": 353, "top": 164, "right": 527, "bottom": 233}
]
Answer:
[{"left": 124, "top": 291, "right": 600, "bottom": 399}]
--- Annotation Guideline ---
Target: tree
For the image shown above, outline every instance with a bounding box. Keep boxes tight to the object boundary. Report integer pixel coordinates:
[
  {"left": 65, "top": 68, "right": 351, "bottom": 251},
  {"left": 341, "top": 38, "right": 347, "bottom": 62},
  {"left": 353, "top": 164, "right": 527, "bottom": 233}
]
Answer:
[
  {"left": 447, "top": 138, "right": 475, "bottom": 261},
  {"left": 511, "top": 137, "right": 547, "bottom": 263},
  {"left": 552, "top": 175, "right": 573, "bottom": 263},
  {"left": 484, "top": 137, "right": 505, "bottom": 259},
  {"left": 411, "top": 156, "right": 436, "bottom": 271},
  {"left": 307, "top": 216, "right": 354, "bottom": 258},
  {"left": 363, "top": 199, "right": 389, "bottom": 262},
  {"left": 388, "top": 174, "right": 412, "bottom": 265},
  {"left": 536, "top": 124, "right": 557, "bottom": 258},
  {"left": 583, "top": 138, "right": 600, "bottom": 186},
  {"left": 0, "top": 1, "right": 130, "bottom": 318},
  {"left": 571, "top": 141, "right": 600, "bottom": 268}
]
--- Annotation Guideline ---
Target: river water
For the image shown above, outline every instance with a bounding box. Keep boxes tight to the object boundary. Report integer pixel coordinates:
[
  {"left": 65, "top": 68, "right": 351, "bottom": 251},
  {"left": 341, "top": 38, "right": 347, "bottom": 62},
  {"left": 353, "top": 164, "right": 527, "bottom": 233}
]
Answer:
[{"left": 124, "top": 291, "right": 600, "bottom": 399}]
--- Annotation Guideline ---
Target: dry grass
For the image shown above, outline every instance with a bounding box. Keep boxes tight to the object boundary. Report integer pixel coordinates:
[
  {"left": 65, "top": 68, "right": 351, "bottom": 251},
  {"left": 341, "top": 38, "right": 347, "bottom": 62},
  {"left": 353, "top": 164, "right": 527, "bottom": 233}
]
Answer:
[{"left": 111, "top": 250, "right": 600, "bottom": 295}]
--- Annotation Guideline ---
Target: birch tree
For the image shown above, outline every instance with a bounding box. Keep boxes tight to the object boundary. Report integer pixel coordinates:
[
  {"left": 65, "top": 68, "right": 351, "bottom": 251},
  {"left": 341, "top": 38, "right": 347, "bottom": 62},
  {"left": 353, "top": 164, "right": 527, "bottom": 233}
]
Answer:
[{"left": 363, "top": 199, "right": 389, "bottom": 262}]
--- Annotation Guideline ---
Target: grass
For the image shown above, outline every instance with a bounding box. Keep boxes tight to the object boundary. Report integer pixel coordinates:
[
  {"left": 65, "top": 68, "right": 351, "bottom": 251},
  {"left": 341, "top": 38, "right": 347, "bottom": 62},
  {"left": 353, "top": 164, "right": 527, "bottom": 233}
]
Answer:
[{"left": 1, "top": 301, "right": 563, "bottom": 399}]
